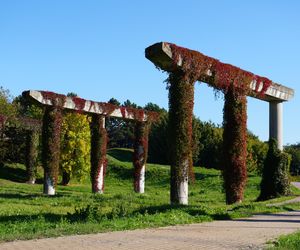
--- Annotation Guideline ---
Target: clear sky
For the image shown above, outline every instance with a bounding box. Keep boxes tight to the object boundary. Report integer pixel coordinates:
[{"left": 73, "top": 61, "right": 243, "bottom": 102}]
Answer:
[{"left": 0, "top": 1, "right": 299, "bottom": 144}]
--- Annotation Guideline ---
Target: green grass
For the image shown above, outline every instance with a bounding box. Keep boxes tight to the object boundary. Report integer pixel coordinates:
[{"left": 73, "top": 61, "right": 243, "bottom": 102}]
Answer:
[
  {"left": 267, "top": 231, "right": 300, "bottom": 249},
  {"left": 0, "top": 148, "right": 300, "bottom": 242}
]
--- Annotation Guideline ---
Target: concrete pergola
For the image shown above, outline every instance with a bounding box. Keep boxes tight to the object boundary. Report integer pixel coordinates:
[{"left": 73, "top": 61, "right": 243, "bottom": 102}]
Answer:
[
  {"left": 146, "top": 42, "right": 294, "bottom": 150},
  {"left": 0, "top": 115, "right": 41, "bottom": 184},
  {"left": 145, "top": 42, "right": 294, "bottom": 204},
  {"left": 23, "top": 90, "right": 158, "bottom": 195}
]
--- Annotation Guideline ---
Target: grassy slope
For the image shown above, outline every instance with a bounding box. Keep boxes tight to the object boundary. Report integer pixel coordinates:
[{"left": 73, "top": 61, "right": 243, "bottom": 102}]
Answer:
[{"left": 0, "top": 148, "right": 300, "bottom": 242}]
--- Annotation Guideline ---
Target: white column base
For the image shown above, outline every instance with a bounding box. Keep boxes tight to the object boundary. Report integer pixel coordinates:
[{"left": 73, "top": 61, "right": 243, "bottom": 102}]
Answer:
[
  {"left": 95, "top": 164, "right": 104, "bottom": 194},
  {"left": 137, "top": 165, "right": 145, "bottom": 194},
  {"left": 178, "top": 179, "right": 188, "bottom": 205},
  {"left": 44, "top": 174, "right": 55, "bottom": 195},
  {"left": 27, "top": 178, "right": 36, "bottom": 185}
]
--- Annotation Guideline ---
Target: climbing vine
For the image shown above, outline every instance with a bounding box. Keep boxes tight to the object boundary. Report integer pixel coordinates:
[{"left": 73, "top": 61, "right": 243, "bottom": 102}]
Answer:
[
  {"left": 41, "top": 105, "right": 63, "bottom": 191},
  {"left": 168, "top": 43, "right": 272, "bottom": 97},
  {"left": 133, "top": 122, "right": 149, "bottom": 192},
  {"left": 167, "top": 70, "right": 195, "bottom": 204},
  {"left": 90, "top": 114, "right": 107, "bottom": 193},
  {"left": 25, "top": 130, "right": 39, "bottom": 184},
  {"left": 159, "top": 43, "right": 272, "bottom": 204},
  {"left": 222, "top": 91, "right": 247, "bottom": 204},
  {"left": 41, "top": 93, "right": 65, "bottom": 192}
]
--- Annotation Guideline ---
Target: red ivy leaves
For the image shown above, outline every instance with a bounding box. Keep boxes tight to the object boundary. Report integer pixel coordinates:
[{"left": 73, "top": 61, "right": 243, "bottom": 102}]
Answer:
[{"left": 168, "top": 43, "right": 271, "bottom": 97}]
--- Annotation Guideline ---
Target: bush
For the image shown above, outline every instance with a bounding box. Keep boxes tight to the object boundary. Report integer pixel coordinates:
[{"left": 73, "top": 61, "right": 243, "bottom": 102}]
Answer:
[{"left": 258, "top": 139, "right": 291, "bottom": 201}]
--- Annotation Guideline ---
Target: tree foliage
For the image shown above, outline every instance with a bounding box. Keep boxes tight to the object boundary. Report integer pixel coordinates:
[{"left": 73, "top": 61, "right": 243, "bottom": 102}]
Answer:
[
  {"left": 284, "top": 143, "right": 300, "bottom": 175},
  {"left": 60, "top": 112, "right": 91, "bottom": 184}
]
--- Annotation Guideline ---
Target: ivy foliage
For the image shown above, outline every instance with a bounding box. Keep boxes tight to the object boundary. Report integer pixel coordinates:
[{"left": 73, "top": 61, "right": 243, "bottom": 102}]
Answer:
[
  {"left": 258, "top": 139, "right": 291, "bottom": 200},
  {"left": 222, "top": 91, "right": 247, "bottom": 204},
  {"left": 167, "top": 71, "right": 195, "bottom": 203},
  {"left": 90, "top": 115, "right": 107, "bottom": 193},
  {"left": 41, "top": 105, "right": 63, "bottom": 188},
  {"left": 60, "top": 112, "right": 91, "bottom": 184},
  {"left": 133, "top": 121, "right": 149, "bottom": 192}
]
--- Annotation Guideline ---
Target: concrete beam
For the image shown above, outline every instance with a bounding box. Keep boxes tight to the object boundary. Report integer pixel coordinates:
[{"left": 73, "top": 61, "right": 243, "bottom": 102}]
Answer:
[
  {"left": 145, "top": 42, "right": 294, "bottom": 102},
  {"left": 23, "top": 90, "right": 158, "bottom": 122}
]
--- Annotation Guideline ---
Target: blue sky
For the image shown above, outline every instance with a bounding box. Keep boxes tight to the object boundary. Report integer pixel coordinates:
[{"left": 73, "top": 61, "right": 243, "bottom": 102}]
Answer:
[{"left": 0, "top": 1, "right": 299, "bottom": 144}]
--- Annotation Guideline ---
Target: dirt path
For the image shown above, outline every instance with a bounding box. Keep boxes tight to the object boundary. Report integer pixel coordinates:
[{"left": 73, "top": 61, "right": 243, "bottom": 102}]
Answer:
[{"left": 2, "top": 183, "right": 300, "bottom": 250}]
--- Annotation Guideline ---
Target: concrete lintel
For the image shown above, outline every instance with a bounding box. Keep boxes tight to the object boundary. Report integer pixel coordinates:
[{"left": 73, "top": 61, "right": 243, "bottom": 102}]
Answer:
[
  {"left": 23, "top": 90, "right": 157, "bottom": 122},
  {"left": 145, "top": 42, "right": 294, "bottom": 102}
]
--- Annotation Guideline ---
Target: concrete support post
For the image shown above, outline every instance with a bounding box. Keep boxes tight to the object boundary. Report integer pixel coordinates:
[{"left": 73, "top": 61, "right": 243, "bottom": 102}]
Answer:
[
  {"left": 25, "top": 130, "right": 39, "bottom": 184},
  {"left": 90, "top": 115, "right": 107, "bottom": 194},
  {"left": 133, "top": 122, "right": 149, "bottom": 194},
  {"left": 168, "top": 73, "right": 194, "bottom": 205},
  {"left": 269, "top": 102, "right": 283, "bottom": 150},
  {"left": 222, "top": 92, "right": 247, "bottom": 204},
  {"left": 42, "top": 107, "right": 62, "bottom": 195}
]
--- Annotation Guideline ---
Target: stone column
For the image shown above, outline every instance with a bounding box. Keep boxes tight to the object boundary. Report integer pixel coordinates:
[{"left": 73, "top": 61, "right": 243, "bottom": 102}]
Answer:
[
  {"left": 269, "top": 101, "right": 283, "bottom": 150},
  {"left": 168, "top": 72, "right": 194, "bottom": 205},
  {"left": 133, "top": 122, "right": 149, "bottom": 193},
  {"left": 90, "top": 114, "right": 107, "bottom": 194},
  {"left": 42, "top": 107, "right": 62, "bottom": 195},
  {"left": 25, "top": 130, "right": 39, "bottom": 184}
]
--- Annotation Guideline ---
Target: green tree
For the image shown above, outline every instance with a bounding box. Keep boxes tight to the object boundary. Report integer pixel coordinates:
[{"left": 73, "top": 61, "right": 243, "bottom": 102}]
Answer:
[
  {"left": 0, "top": 87, "right": 19, "bottom": 163},
  {"left": 197, "top": 121, "right": 223, "bottom": 169},
  {"left": 247, "top": 132, "right": 268, "bottom": 174},
  {"left": 14, "top": 94, "right": 43, "bottom": 120},
  {"left": 0, "top": 87, "right": 18, "bottom": 118},
  {"left": 60, "top": 92, "right": 91, "bottom": 185},
  {"left": 285, "top": 143, "right": 300, "bottom": 175}
]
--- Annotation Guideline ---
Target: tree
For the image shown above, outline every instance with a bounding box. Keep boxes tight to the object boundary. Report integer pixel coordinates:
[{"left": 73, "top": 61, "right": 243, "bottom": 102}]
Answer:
[
  {"left": 0, "top": 87, "right": 19, "bottom": 163},
  {"left": 285, "top": 143, "right": 300, "bottom": 175},
  {"left": 106, "top": 98, "right": 138, "bottom": 149},
  {"left": 197, "top": 121, "right": 223, "bottom": 169},
  {"left": 0, "top": 87, "right": 18, "bottom": 118},
  {"left": 60, "top": 95, "right": 91, "bottom": 185},
  {"left": 247, "top": 132, "right": 268, "bottom": 174},
  {"left": 13, "top": 94, "right": 43, "bottom": 120}
]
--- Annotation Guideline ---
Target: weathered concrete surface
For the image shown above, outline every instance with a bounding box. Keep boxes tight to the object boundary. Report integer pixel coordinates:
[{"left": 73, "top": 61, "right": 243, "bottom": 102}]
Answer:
[
  {"left": 145, "top": 42, "right": 294, "bottom": 102},
  {"left": 269, "top": 101, "right": 283, "bottom": 150},
  {"left": 23, "top": 90, "right": 157, "bottom": 122},
  {"left": 2, "top": 210, "right": 300, "bottom": 250}
]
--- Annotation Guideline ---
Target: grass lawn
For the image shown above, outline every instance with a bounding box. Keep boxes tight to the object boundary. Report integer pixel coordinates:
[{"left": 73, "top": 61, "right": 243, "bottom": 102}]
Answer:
[
  {"left": 0, "top": 148, "right": 300, "bottom": 242},
  {"left": 269, "top": 230, "right": 300, "bottom": 250}
]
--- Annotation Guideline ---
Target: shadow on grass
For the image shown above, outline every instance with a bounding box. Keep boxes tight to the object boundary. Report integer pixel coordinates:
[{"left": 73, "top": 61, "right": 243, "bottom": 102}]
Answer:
[
  {"left": 0, "top": 163, "right": 43, "bottom": 184},
  {"left": 0, "top": 192, "right": 72, "bottom": 200},
  {"left": 194, "top": 172, "right": 220, "bottom": 180},
  {"left": 134, "top": 204, "right": 231, "bottom": 220},
  {"left": 0, "top": 213, "right": 63, "bottom": 224},
  {"left": 107, "top": 148, "right": 133, "bottom": 162}
]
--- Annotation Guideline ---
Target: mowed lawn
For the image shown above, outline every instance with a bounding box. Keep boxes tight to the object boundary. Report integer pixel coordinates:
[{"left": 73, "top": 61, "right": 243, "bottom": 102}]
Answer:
[{"left": 0, "top": 148, "right": 300, "bottom": 242}]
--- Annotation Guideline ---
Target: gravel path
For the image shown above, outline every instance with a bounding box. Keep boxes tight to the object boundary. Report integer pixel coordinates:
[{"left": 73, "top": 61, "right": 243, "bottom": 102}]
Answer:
[{"left": 2, "top": 183, "right": 300, "bottom": 250}]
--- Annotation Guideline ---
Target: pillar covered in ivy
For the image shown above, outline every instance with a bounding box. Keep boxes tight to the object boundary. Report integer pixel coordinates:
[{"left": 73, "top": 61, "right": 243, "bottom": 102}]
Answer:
[
  {"left": 42, "top": 106, "right": 62, "bottom": 195},
  {"left": 90, "top": 114, "right": 107, "bottom": 194},
  {"left": 25, "top": 130, "right": 39, "bottom": 184},
  {"left": 222, "top": 90, "right": 247, "bottom": 204},
  {"left": 168, "top": 71, "right": 194, "bottom": 205},
  {"left": 133, "top": 121, "right": 149, "bottom": 193}
]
